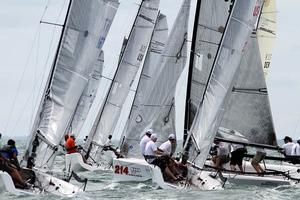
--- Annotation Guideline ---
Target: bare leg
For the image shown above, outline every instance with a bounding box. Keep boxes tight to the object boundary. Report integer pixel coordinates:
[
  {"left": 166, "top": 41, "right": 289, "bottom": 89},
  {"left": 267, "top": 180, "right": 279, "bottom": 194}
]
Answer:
[
  {"left": 238, "top": 165, "right": 244, "bottom": 173},
  {"left": 10, "top": 169, "right": 27, "bottom": 189},
  {"left": 164, "top": 166, "right": 177, "bottom": 181}
]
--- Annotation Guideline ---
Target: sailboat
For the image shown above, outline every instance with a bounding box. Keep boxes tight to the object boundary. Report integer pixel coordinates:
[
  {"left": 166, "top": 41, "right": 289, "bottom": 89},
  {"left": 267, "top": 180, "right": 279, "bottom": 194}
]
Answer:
[
  {"left": 202, "top": 0, "right": 300, "bottom": 187},
  {"left": 113, "top": 0, "right": 224, "bottom": 190},
  {"left": 0, "top": 0, "right": 119, "bottom": 196},
  {"left": 65, "top": 0, "right": 161, "bottom": 173}
]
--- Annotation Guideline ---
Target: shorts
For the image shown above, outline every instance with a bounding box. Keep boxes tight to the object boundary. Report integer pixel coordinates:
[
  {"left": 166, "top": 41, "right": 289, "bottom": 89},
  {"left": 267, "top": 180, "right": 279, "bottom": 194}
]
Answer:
[
  {"left": 230, "top": 148, "right": 247, "bottom": 166},
  {"left": 0, "top": 159, "right": 13, "bottom": 174},
  {"left": 151, "top": 156, "right": 167, "bottom": 171},
  {"left": 252, "top": 152, "right": 266, "bottom": 165},
  {"left": 219, "top": 155, "right": 230, "bottom": 164}
]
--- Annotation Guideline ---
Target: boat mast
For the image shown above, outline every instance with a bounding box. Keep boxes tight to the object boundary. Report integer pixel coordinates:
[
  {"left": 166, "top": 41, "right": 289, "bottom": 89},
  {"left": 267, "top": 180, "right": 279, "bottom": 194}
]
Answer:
[
  {"left": 182, "top": 0, "right": 201, "bottom": 164},
  {"left": 85, "top": 1, "right": 144, "bottom": 159}
]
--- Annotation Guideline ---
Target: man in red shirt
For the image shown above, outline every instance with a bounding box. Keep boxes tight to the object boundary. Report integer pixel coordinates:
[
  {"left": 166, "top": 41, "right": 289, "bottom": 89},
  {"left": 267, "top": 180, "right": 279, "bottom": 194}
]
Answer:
[{"left": 64, "top": 135, "right": 78, "bottom": 154}]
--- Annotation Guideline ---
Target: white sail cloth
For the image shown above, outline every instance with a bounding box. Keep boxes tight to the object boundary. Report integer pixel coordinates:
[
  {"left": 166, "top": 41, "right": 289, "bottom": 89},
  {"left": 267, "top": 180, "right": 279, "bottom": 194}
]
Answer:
[
  {"left": 22, "top": 0, "right": 119, "bottom": 169},
  {"left": 68, "top": 51, "right": 104, "bottom": 137},
  {"left": 124, "top": 0, "right": 191, "bottom": 158},
  {"left": 189, "top": 0, "right": 264, "bottom": 168},
  {"left": 257, "top": 0, "right": 277, "bottom": 76},
  {"left": 187, "top": 0, "right": 231, "bottom": 128},
  {"left": 84, "top": 0, "right": 160, "bottom": 161}
]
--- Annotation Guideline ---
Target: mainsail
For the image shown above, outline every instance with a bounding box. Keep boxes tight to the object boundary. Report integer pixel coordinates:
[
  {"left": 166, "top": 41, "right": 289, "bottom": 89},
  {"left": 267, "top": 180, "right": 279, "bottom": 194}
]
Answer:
[
  {"left": 22, "top": 0, "right": 119, "bottom": 169},
  {"left": 182, "top": 0, "right": 231, "bottom": 162},
  {"left": 68, "top": 51, "right": 104, "bottom": 137},
  {"left": 83, "top": 0, "right": 160, "bottom": 161},
  {"left": 187, "top": 0, "right": 264, "bottom": 168},
  {"left": 257, "top": 0, "right": 277, "bottom": 76},
  {"left": 123, "top": 0, "right": 191, "bottom": 158}
]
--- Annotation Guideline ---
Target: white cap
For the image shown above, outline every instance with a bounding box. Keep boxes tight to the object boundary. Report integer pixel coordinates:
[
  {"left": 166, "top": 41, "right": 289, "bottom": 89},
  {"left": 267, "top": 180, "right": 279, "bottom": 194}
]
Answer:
[
  {"left": 146, "top": 128, "right": 154, "bottom": 135},
  {"left": 168, "top": 134, "right": 175, "bottom": 140},
  {"left": 150, "top": 133, "right": 157, "bottom": 140}
]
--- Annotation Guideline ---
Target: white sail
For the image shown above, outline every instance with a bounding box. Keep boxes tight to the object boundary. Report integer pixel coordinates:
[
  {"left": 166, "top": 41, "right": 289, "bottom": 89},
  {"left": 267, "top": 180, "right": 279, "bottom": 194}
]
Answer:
[
  {"left": 123, "top": 0, "right": 191, "bottom": 158},
  {"left": 84, "top": 0, "right": 160, "bottom": 161},
  {"left": 22, "top": 0, "right": 119, "bottom": 169},
  {"left": 188, "top": 0, "right": 264, "bottom": 168},
  {"left": 219, "top": 33, "right": 277, "bottom": 146},
  {"left": 119, "top": 13, "right": 168, "bottom": 156},
  {"left": 257, "top": 0, "right": 277, "bottom": 76},
  {"left": 68, "top": 51, "right": 104, "bottom": 137}
]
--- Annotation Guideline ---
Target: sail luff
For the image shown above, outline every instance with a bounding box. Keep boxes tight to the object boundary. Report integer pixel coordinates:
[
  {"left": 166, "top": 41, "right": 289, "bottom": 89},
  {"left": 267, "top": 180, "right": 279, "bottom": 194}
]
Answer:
[{"left": 189, "top": 0, "right": 264, "bottom": 168}]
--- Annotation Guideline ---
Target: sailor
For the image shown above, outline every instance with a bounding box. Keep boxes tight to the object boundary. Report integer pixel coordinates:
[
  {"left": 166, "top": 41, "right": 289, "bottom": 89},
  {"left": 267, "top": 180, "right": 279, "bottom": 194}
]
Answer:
[
  {"left": 159, "top": 134, "right": 176, "bottom": 156},
  {"left": 0, "top": 139, "right": 21, "bottom": 170},
  {"left": 281, "top": 136, "right": 295, "bottom": 156},
  {"left": 144, "top": 134, "right": 178, "bottom": 181},
  {"left": 140, "top": 129, "right": 153, "bottom": 156},
  {"left": 251, "top": 148, "right": 266, "bottom": 173},
  {"left": 212, "top": 139, "right": 230, "bottom": 169},
  {"left": 64, "top": 134, "right": 78, "bottom": 154},
  {"left": 230, "top": 143, "right": 247, "bottom": 173},
  {"left": 103, "top": 135, "right": 115, "bottom": 151},
  {"left": 0, "top": 154, "right": 29, "bottom": 189},
  {"left": 292, "top": 139, "right": 300, "bottom": 156}
]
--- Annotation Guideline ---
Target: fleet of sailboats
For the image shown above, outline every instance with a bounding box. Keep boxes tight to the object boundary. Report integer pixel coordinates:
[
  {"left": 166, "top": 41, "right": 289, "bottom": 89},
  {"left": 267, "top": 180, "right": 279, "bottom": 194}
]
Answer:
[{"left": 2, "top": 0, "right": 300, "bottom": 197}]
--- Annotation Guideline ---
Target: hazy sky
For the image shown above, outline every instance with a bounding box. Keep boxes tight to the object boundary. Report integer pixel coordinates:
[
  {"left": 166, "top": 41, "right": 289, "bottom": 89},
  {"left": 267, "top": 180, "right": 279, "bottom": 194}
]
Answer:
[{"left": 0, "top": 0, "right": 299, "bottom": 141}]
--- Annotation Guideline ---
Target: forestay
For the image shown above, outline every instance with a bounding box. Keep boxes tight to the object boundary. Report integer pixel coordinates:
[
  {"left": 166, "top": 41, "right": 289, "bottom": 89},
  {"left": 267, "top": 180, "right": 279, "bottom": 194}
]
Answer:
[
  {"left": 124, "top": 0, "right": 191, "bottom": 158},
  {"left": 257, "top": 0, "right": 277, "bottom": 76},
  {"left": 22, "top": 0, "right": 119, "bottom": 169},
  {"left": 84, "top": 0, "right": 160, "bottom": 161},
  {"left": 188, "top": 0, "right": 264, "bottom": 168},
  {"left": 68, "top": 51, "right": 104, "bottom": 137}
]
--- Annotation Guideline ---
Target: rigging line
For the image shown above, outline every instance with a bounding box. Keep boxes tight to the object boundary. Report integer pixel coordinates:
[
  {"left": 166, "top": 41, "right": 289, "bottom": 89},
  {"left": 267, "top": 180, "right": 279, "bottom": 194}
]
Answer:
[{"left": 3, "top": 0, "right": 51, "bottom": 134}]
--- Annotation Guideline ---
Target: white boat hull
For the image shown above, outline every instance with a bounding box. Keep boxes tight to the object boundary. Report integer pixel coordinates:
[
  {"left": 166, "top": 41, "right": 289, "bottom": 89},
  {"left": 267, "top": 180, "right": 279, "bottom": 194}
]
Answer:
[
  {"left": 205, "top": 160, "right": 300, "bottom": 187},
  {"left": 65, "top": 153, "right": 110, "bottom": 172},
  {"left": 113, "top": 158, "right": 223, "bottom": 190},
  {"left": 0, "top": 169, "right": 82, "bottom": 197}
]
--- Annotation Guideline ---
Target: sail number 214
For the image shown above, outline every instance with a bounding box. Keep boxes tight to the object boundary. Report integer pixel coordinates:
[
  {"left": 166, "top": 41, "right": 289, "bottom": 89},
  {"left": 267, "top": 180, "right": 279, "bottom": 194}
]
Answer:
[{"left": 114, "top": 165, "right": 129, "bottom": 175}]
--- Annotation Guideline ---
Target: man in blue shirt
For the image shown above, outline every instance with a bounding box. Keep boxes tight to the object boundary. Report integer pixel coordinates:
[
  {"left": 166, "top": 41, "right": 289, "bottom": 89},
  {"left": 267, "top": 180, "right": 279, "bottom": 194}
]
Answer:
[{"left": 0, "top": 139, "right": 20, "bottom": 170}]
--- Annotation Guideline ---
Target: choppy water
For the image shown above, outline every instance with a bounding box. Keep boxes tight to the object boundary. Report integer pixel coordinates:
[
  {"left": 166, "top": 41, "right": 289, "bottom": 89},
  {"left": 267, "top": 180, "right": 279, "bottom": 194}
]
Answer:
[{"left": 2, "top": 139, "right": 300, "bottom": 200}]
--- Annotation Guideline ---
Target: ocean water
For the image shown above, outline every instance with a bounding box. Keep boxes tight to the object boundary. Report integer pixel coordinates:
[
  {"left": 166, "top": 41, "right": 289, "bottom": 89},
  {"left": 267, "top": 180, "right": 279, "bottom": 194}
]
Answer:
[{"left": 2, "top": 139, "right": 300, "bottom": 200}]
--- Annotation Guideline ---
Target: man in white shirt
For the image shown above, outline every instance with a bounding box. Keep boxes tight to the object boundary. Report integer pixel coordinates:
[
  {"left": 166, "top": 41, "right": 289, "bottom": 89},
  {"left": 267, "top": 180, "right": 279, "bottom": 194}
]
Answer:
[
  {"left": 292, "top": 139, "right": 300, "bottom": 156},
  {"left": 159, "top": 134, "right": 176, "bottom": 156},
  {"left": 144, "top": 134, "right": 177, "bottom": 181},
  {"left": 140, "top": 129, "right": 153, "bottom": 156},
  {"left": 212, "top": 139, "right": 230, "bottom": 169},
  {"left": 281, "top": 136, "right": 295, "bottom": 157}
]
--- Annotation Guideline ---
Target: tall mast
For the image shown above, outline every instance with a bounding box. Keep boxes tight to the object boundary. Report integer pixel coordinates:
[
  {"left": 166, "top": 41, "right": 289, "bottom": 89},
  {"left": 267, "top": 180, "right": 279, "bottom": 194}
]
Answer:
[{"left": 182, "top": 0, "right": 201, "bottom": 163}]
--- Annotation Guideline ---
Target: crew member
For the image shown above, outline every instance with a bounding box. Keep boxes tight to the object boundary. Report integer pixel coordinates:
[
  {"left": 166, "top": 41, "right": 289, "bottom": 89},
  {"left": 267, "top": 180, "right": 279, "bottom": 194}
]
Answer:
[
  {"left": 140, "top": 129, "right": 153, "bottom": 156},
  {"left": 144, "top": 134, "right": 178, "bottom": 181},
  {"left": 281, "top": 136, "right": 294, "bottom": 157},
  {"left": 251, "top": 148, "right": 266, "bottom": 174},
  {"left": 230, "top": 143, "right": 247, "bottom": 173},
  {"left": 212, "top": 139, "right": 230, "bottom": 169}
]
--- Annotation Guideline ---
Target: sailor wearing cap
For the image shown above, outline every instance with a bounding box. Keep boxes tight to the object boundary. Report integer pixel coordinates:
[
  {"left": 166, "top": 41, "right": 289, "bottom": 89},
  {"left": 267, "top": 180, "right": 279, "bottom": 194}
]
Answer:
[
  {"left": 282, "top": 136, "right": 295, "bottom": 157},
  {"left": 159, "top": 134, "right": 176, "bottom": 156},
  {"left": 140, "top": 129, "right": 153, "bottom": 155}
]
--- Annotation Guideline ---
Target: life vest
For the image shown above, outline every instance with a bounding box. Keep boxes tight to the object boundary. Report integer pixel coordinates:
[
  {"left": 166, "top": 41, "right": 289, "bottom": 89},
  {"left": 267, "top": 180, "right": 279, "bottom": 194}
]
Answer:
[{"left": 64, "top": 138, "right": 77, "bottom": 154}]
